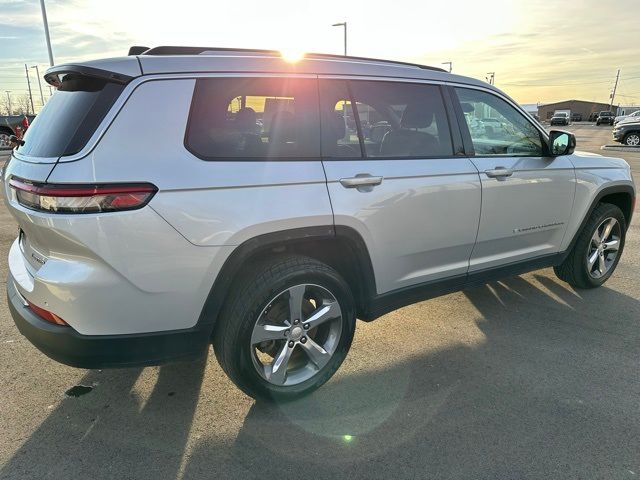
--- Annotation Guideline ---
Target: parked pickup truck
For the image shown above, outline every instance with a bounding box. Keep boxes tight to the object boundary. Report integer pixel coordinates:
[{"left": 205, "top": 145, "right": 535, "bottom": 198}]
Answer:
[{"left": 0, "top": 115, "right": 34, "bottom": 147}]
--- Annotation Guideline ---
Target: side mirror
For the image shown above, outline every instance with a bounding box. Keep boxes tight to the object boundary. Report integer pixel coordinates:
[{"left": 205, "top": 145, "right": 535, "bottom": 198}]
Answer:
[{"left": 548, "top": 130, "right": 576, "bottom": 156}]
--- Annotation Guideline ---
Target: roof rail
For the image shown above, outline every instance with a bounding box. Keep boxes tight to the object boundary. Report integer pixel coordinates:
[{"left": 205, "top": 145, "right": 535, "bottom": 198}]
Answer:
[{"left": 139, "top": 46, "right": 447, "bottom": 73}]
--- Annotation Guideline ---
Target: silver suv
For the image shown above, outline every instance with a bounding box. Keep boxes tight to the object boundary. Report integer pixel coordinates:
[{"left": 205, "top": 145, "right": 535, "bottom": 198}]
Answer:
[{"left": 4, "top": 47, "right": 635, "bottom": 400}]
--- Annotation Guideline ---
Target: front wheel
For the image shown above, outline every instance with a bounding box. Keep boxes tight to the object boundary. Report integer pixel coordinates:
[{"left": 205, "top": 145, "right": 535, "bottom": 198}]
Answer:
[
  {"left": 624, "top": 132, "right": 640, "bottom": 146},
  {"left": 213, "top": 255, "right": 356, "bottom": 400},
  {"left": 554, "top": 203, "right": 626, "bottom": 289}
]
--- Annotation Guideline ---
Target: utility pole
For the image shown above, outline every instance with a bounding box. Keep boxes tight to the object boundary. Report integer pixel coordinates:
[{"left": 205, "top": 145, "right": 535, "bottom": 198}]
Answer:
[
  {"left": 441, "top": 62, "right": 452, "bottom": 73},
  {"left": 25, "top": 64, "right": 35, "bottom": 114},
  {"left": 5, "top": 91, "right": 11, "bottom": 115},
  {"left": 609, "top": 68, "right": 620, "bottom": 112},
  {"left": 40, "top": 0, "right": 55, "bottom": 66},
  {"left": 31, "top": 65, "right": 45, "bottom": 106},
  {"left": 486, "top": 72, "right": 495, "bottom": 85}
]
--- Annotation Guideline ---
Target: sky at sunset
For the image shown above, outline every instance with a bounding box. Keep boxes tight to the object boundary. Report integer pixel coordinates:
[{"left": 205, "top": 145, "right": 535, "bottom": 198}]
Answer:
[{"left": 1, "top": 0, "right": 639, "bottom": 112}]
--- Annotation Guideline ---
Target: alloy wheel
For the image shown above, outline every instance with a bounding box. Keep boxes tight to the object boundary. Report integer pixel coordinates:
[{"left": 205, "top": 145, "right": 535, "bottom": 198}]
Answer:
[
  {"left": 0, "top": 133, "right": 11, "bottom": 148},
  {"left": 587, "top": 217, "right": 621, "bottom": 279},
  {"left": 250, "top": 283, "right": 343, "bottom": 386},
  {"left": 625, "top": 134, "right": 640, "bottom": 146}
]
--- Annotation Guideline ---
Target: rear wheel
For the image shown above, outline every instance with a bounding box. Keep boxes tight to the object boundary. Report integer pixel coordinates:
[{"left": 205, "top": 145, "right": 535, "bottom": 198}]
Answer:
[
  {"left": 624, "top": 132, "right": 640, "bottom": 146},
  {"left": 554, "top": 203, "right": 626, "bottom": 289},
  {"left": 213, "top": 255, "right": 356, "bottom": 400},
  {"left": 0, "top": 128, "right": 12, "bottom": 148}
]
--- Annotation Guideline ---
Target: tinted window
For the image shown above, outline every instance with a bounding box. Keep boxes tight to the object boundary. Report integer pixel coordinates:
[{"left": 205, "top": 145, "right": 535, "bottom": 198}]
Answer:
[
  {"left": 18, "top": 74, "right": 124, "bottom": 158},
  {"left": 186, "top": 77, "right": 320, "bottom": 159},
  {"left": 318, "top": 80, "right": 362, "bottom": 158},
  {"left": 348, "top": 81, "right": 453, "bottom": 158},
  {"left": 455, "top": 88, "right": 543, "bottom": 156}
]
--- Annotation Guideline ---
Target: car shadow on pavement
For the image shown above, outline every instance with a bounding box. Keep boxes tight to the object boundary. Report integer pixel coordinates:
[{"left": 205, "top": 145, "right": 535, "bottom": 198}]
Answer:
[
  {"left": 1, "top": 275, "right": 639, "bottom": 480},
  {"left": 0, "top": 359, "right": 207, "bottom": 480},
  {"left": 181, "top": 274, "right": 640, "bottom": 480}
]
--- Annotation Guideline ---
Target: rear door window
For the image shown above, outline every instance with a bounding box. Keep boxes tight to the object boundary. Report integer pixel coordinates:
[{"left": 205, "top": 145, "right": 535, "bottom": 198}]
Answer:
[
  {"left": 18, "top": 74, "right": 125, "bottom": 158},
  {"left": 186, "top": 77, "right": 320, "bottom": 160},
  {"left": 346, "top": 80, "right": 454, "bottom": 158},
  {"left": 318, "top": 80, "right": 363, "bottom": 158}
]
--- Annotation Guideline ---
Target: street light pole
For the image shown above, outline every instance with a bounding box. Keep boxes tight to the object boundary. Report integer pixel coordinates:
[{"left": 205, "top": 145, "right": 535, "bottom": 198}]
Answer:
[
  {"left": 31, "top": 66, "right": 45, "bottom": 106},
  {"left": 332, "top": 22, "right": 347, "bottom": 56},
  {"left": 332, "top": 22, "right": 349, "bottom": 133},
  {"left": 441, "top": 61, "right": 452, "bottom": 73},
  {"left": 40, "top": 0, "right": 55, "bottom": 66}
]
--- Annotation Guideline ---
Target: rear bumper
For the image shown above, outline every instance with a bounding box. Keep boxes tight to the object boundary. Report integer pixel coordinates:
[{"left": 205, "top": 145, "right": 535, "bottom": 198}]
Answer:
[{"left": 7, "top": 278, "right": 210, "bottom": 368}]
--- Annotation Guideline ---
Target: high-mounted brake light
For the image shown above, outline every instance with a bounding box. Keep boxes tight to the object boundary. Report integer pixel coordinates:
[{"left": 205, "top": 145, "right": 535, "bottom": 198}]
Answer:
[{"left": 9, "top": 177, "right": 158, "bottom": 214}]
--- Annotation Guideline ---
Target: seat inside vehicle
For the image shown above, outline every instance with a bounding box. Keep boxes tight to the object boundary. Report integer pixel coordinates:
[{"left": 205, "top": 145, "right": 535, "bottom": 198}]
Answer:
[{"left": 380, "top": 103, "right": 440, "bottom": 156}]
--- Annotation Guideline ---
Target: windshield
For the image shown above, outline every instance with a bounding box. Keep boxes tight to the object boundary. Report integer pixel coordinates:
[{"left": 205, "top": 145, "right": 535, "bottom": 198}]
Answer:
[{"left": 17, "top": 74, "right": 125, "bottom": 158}]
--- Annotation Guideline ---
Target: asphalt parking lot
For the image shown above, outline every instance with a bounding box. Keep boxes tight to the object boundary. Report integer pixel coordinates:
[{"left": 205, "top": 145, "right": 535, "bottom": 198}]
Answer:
[{"left": 0, "top": 125, "right": 638, "bottom": 479}]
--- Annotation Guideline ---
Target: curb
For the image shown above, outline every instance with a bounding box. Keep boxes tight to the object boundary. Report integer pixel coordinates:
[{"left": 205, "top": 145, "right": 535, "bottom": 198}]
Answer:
[{"left": 601, "top": 145, "right": 640, "bottom": 152}]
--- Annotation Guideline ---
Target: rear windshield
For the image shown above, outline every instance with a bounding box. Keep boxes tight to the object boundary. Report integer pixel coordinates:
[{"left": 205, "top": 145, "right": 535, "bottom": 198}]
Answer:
[{"left": 17, "top": 74, "right": 125, "bottom": 158}]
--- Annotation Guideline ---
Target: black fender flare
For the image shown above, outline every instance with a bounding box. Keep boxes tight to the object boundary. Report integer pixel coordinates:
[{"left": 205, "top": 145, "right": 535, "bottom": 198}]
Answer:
[
  {"left": 196, "top": 225, "right": 377, "bottom": 334},
  {"left": 562, "top": 184, "right": 635, "bottom": 260}
]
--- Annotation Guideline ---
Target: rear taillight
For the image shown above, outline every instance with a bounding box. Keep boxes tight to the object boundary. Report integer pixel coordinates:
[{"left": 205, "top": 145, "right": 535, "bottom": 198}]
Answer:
[
  {"left": 9, "top": 177, "right": 157, "bottom": 214},
  {"left": 26, "top": 300, "right": 68, "bottom": 326}
]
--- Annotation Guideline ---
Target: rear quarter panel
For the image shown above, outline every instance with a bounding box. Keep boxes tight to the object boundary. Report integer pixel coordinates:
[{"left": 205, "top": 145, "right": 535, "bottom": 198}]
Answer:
[{"left": 47, "top": 77, "right": 333, "bottom": 247}]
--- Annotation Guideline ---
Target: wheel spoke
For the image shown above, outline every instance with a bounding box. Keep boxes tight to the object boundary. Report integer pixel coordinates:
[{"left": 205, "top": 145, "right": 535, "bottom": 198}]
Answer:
[
  {"left": 588, "top": 250, "right": 599, "bottom": 269},
  {"left": 591, "top": 229, "right": 602, "bottom": 245},
  {"left": 603, "top": 239, "right": 619, "bottom": 252},
  {"left": 268, "top": 343, "right": 294, "bottom": 385},
  {"left": 598, "top": 252, "right": 607, "bottom": 275},
  {"left": 288, "top": 285, "right": 306, "bottom": 324},
  {"left": 251, "top": 323, "right": 290, "bottom": 344},
  {"left": 601, "top": 219, "right": 616, "bottom": 242},
  {"left": 303, "top": 301, "right": 341, "bottom": 330},
  {"left": 300, "top": 337, "right": 331, "bottom": 369}
]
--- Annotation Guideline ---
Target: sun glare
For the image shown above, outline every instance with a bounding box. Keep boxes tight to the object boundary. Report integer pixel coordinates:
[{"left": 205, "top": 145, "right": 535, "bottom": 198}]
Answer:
[{"left": 280, "top": 49, "right": 305, "bottom": 63}]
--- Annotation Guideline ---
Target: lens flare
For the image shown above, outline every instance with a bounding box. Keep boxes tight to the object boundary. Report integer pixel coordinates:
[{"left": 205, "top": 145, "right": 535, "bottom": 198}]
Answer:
[{"left": 280, "top": 49, "right": 305, "bottom": 63}]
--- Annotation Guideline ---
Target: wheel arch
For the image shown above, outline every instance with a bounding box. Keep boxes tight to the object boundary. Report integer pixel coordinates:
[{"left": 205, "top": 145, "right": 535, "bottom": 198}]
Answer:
[
  {"left": 198, "top": 225, "right": 377, "bottom": 335},
  {"left": 564, "top": 184, "right": 635, "bottom": 258}
]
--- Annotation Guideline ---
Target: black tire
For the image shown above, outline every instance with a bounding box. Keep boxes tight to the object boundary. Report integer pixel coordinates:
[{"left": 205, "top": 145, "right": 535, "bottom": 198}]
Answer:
[
  {"left": 0, "top": 128, "right": 13, "bottom": 148},
  {"left": 212, "top": 254, "right": 356, "bottom": 400},
  {"left": 596, "top": 121, "right": 601, "bottom": 126},
  {"left": 623, "top": 132, "right": 640, "bottom": 146},
  {"left": 554, "top": 203, "right": 626, "bottom": 289}
]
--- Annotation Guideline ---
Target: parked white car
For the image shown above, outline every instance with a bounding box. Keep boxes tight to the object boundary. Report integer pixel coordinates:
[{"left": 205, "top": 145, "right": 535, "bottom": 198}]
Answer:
[
  {"left": 614, "top": 110, "right": 640, "bottom": 125},
  {"left": 4, "top": 47, "right": 636, "bottom": 400}
]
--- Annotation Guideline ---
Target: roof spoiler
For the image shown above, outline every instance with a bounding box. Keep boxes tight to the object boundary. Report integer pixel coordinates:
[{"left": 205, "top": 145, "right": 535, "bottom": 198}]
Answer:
[
  {"left": 128, "top": 46, "right": 150, "bottom": 56},
  {"left": 44, "top": 64, "right": 134, "bottom": 87}
]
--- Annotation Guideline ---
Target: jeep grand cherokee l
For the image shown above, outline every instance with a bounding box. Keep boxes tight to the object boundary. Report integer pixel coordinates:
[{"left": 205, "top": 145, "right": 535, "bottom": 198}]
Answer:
[{"left": 4, "top": 47, "right": 636, "bottom": 400}]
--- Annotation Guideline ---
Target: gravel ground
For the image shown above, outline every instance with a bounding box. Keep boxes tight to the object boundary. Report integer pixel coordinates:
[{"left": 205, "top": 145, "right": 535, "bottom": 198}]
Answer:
[{"left": 0, "top": 124, "right": 638, "bottom": 479}]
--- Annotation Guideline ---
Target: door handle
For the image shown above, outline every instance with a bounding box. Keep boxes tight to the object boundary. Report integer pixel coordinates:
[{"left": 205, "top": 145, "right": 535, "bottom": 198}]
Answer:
[
  {"left": 339, "top": 174, "right": 383, "bottom": 189},
  {"left": 484, "top": 167, "right": 513, "bottom": 179}
]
